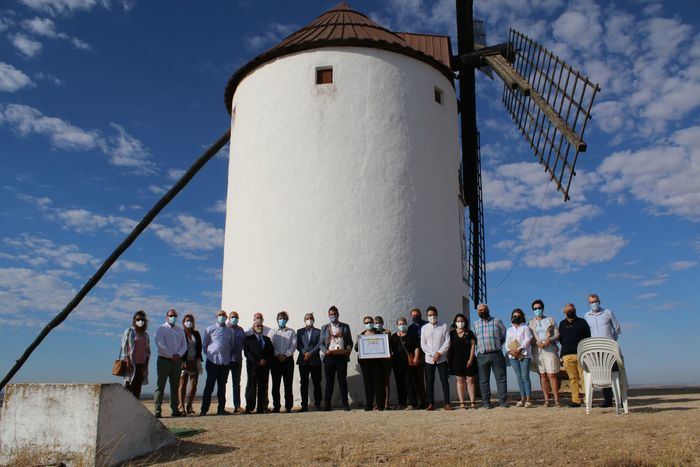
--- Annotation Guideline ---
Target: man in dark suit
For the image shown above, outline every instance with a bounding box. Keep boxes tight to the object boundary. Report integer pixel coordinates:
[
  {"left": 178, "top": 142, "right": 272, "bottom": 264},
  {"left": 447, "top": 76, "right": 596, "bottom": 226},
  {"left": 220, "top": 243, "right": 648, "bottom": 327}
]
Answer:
[
  {"left": 319, "top": 305, "right": 353, "bottom": 411},
  {"left": 243, "top": 321, "right": 275, "bottom": 414},
  {"left": 296, "top": 312, "right": 323, "bottom": 411},
  {"left": 408, "top": 307, "right": 428, "bottom": 409}
]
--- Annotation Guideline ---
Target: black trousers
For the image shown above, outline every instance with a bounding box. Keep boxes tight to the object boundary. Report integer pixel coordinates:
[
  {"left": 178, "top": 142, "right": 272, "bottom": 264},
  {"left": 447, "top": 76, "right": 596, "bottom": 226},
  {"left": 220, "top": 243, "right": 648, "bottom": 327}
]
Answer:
[
  {"left": 299, "top": 364, "right": 323, "bottom": 409},
  {"left": 229, "top": 360, "right": 242, "bottom": 409},
  {"left": 245, "top": 364, "right": 270, "bottom": 413},
  {"left": 360, "top": 359, "right": 386, "bottom": 410},
  {"left": 200, "top": 359, "right": 229, "bottom": 414},
  {"left": 425, "top": 361, "right": 450, "bottom": 406},
  {"left": 393, "top": 360, "right": 418, "bottom": 407},
  {"left": 414, "top": 361, "right": 427, "bottom": 407},
  {"left": 271, "top": 357, "right": 294, "bottom": 411},
  {"left": 323, "top": 355, "right": 349, "bottom": 408}
]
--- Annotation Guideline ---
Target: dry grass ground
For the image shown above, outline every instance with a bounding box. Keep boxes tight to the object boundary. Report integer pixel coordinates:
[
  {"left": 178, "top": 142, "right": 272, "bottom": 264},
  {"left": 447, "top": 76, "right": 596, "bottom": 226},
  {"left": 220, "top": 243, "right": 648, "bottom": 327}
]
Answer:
[{"left": 128, "top": 388, "right": 700, "bottom": 466}]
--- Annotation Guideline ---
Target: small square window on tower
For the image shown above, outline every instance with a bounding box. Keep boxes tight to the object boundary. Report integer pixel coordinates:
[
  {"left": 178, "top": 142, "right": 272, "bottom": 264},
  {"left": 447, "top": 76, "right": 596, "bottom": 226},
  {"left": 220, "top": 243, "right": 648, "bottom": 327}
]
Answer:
[
  {"left": 316, "top": 67, "right": 333, "bottom": 84},
  {"left": 434, "top": 86, "right": 444, "bottom": 104}
]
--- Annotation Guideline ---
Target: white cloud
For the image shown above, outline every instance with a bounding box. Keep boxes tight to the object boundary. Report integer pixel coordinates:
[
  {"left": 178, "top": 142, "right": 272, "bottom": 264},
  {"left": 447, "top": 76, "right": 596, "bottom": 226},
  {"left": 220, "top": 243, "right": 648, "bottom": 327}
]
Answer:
[
  {"left": 483, "top": 161, "right": 593, "bottom": 212},
  {"left": 640, "top": 274, "right": 668, "bottom": 287},
  {"left": 593, "top": 100, "right": 626, "bottom": 134},
  {"left": 112, "top": 259, "right": 149, "bottom": 273},
  {"left": 54, "top": 208, "right": 136, "bottom": 234},
  {"left": 2, "top": 234, "right": 97, "bottom": 269},
  {"left": 552, "top": 0, "right": 602, "bottom": 53},
  {"left": 148, "top": 184, "right": 167, "bottom": 195},
  {"left": 166, "top": 168, "right": 185, "bottom": 181},
  {"left": 0, "top": 62, "right": 34, "bottom": 92},
  {"left": 246, "top": 23, "right": 297, "bottom": 51},
  {"left": 207, "top": 199, "right": 226, "bottom": 213},
  {"left": 667, "top": 260, "right": 697, "bottom": 271},
  {"left": 598, "top": 125, "right": 700, "bottom": 221},
  {"left": 636, "top": 292, "right": 658, "bottom": 300},
  {"left": 0, "top": 104, "right": 155, "bottom": 173},
  {"left": 486, "top": 259, "right": 512, "bottom": 272},
  {"left": 151, "top": 215, "right": 224, "bottom": 253},
  {"left": 8, "top": 33, "right": 43, "bottom": 58},
  {"left": 21, "top": 16, "right": 91, "bottom": 50},
  {"left": 18, "top": 0, "right": 114, "bottom": 16},
  {"left": 500, "top": 205, "right": 627, "bottom": 272}
]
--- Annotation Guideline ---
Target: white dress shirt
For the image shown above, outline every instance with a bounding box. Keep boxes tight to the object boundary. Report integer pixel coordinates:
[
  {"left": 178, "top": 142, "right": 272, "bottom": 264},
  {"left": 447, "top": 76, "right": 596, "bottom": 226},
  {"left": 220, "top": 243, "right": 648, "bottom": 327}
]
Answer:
[
  {"left": 154, "top": 322, "right": 187, "bottom": 358},
  {"left": 270, "top": 326, "right": 297, "bottom": 357},
  {"left": 505, "top": 324, "right": 533, "bottom": 359},
  {"left": 420, "top": 321, "right": 451, "bottom": 364}
]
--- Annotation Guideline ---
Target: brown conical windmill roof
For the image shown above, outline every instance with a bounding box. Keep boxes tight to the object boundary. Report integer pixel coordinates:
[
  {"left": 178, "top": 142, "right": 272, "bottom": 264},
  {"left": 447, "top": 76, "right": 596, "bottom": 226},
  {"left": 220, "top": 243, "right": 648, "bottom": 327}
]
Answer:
[{"left": 224, "top": 1, "right": 454, "bottom": 113}]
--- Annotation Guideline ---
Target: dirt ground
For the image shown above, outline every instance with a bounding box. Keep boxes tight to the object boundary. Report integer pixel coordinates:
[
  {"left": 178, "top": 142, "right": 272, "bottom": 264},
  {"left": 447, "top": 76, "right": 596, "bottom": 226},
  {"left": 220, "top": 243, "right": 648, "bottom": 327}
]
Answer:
[{"left": 129, "top": 388, "right": 699, "bottom": 466}]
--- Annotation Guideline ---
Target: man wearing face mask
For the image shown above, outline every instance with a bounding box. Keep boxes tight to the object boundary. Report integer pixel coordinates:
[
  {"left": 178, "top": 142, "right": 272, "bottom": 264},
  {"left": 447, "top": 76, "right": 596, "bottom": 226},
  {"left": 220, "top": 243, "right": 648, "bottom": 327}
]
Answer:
[
  {"left": 243, "top": 321, "right": 275, "bottom": 414},
  {"left": 471, "top": 303, "right": 508, "bottom": 408},
  {"left": 226, "top": 311, "right": 246, "bottom": 414},
  {"left": 200, "top": 310, "right": 235, "bottom": 416},
  {"left": 269, "top": 311, "right": 297, "bottom": 413},
  {"left": 407, "top": 308, "right": 428, "bottom": 409},
  {"left": 584, "top": 293, "right": 622, "bottom": 407},
  {"left": 319, "top": 305, "right": 353, "bottom": 411},
  {"left": 420, "top": 306, "right": 452, "bottom": 411},
  {"left": 154, "top": 309, "right": 187, "bottom": 418},
  {"left": 559, "top": 303, "right": 590, "bottom": 407},
  {"left": 296, "top": 313, "right": 323, "bottom": 411}
]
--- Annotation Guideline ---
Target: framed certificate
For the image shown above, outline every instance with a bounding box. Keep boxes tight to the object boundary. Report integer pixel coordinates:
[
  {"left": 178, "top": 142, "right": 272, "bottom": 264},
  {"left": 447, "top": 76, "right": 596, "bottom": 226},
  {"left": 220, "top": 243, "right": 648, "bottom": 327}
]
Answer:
[{"left": 358, "top": 334, "right": 390, "bottom": 359}]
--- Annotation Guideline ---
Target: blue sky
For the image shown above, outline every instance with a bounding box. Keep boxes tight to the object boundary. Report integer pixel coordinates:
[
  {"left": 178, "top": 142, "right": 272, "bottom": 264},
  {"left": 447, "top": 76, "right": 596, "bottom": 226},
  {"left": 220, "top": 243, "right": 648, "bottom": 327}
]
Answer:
[{"left": 0, "top": 0, "right": 698, "bottom": 388}]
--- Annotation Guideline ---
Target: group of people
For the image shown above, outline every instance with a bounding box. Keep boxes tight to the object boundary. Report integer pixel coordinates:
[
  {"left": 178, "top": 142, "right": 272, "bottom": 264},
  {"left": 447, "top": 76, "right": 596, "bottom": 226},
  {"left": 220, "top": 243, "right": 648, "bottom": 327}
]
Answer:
[{"left": 118, "top": 293, "right": 621, "bottom": 416}]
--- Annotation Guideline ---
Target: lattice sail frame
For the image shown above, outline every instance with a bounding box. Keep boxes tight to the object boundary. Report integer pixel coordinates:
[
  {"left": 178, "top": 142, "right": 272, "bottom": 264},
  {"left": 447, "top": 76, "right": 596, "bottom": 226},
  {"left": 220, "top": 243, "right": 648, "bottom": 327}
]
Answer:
[
  {"left": 503, "top": 29, "right": 600, "bottom": 201},
  {"left": 466, "top": 132, "right": 487, "bottom": 305}
]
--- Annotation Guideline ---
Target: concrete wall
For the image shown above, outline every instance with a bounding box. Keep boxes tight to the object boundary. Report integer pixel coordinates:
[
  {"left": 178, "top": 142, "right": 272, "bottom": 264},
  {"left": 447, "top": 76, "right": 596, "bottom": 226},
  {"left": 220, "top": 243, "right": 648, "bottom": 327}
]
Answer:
[
  {"left": 0, "top": 383, "right": 176, "bottom": 466},
  {"left": 222, "top": 47, "right": 467, "bottom": 404}
]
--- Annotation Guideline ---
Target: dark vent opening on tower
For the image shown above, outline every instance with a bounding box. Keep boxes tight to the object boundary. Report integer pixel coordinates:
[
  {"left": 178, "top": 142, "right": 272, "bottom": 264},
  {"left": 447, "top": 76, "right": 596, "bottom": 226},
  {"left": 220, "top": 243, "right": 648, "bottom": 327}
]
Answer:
[{"left": 316, "top": 67, "right": 333, "bottom": 84}]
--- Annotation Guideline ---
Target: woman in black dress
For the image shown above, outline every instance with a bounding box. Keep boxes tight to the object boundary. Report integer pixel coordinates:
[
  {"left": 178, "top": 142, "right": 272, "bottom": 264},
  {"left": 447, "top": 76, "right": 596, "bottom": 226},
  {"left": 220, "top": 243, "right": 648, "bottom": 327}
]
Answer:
[
  {"left": 354, "top": 316, "right": 386, "bottom": 410},
  {"left": 390, "top": 317, "right": 420, "bottom": 409},
  {"left": 448, "top": 313, "right": 478, "bottom": 409}
]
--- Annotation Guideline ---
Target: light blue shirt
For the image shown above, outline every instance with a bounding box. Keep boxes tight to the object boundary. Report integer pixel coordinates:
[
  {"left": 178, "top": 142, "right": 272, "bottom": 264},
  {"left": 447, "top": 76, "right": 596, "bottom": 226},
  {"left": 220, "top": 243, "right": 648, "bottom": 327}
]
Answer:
[
  {"left": 154, "top": 322, "right": 187, "bottom": 359},
  {"left": 202, "top": 323, "right": 234, "bottom": 365},
  {"left": 584, "top": 308, "right": 621, "bottom": 341}
]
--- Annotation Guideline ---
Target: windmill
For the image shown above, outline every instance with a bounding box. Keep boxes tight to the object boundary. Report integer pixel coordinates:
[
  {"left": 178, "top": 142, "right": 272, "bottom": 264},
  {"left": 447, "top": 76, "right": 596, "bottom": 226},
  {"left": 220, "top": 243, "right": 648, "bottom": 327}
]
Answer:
[
  {"left": 454, "top": 1, "right": 600, "bottom": 306},
  {"left": 0, "top": 1, "right": 599, "bottom": 398}
]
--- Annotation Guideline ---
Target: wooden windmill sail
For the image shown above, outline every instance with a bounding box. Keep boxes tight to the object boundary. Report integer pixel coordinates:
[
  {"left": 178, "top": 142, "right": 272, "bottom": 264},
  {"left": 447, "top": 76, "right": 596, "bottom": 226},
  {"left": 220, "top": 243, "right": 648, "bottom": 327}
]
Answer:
[{"left": 454, "top": 0, "right": 600, "bottom": 306}]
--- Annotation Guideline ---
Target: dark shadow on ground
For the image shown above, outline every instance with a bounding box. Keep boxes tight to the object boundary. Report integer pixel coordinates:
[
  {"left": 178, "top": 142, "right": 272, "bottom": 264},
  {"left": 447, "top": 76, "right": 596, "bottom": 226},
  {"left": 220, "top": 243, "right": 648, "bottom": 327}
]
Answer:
[
  {"left": 119, "top": 440, "right": 236, "bottom": 466},
  {"left": 628, "top": 397, "right": 700, "bottom": 407}
]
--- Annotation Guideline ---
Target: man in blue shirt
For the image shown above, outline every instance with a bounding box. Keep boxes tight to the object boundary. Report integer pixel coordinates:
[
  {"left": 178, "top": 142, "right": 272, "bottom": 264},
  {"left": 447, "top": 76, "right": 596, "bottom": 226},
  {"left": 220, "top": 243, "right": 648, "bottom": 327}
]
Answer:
[
  {"left": 584, "top": 293, "right": 622, "bottom": 408},
  {"left": 200, "top": 310, "right": 235, "bottom": 416},
  {"left": 227, "top": 310, "right": 246, "bottom": 413}
]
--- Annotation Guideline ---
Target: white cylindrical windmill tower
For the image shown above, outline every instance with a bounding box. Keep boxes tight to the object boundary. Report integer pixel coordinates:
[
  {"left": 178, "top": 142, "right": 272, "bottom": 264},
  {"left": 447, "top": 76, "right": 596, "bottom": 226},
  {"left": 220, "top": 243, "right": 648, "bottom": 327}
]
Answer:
[{"left": 222, "top": 2, "right": 469, "bottom": 406}]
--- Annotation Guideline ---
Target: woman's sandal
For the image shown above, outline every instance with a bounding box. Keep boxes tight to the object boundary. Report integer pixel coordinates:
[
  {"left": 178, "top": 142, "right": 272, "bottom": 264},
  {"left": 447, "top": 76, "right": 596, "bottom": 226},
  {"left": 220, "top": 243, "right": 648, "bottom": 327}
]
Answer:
[{"left": 459, "top": 402, "right": 466, "bottom": 409}]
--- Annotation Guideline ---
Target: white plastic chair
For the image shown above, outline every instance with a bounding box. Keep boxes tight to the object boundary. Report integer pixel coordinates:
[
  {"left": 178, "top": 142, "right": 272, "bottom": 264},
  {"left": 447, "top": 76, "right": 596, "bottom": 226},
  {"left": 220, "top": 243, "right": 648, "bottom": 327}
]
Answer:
[{"left": 577, "top": 338, "right": 629, "bottom": 415}]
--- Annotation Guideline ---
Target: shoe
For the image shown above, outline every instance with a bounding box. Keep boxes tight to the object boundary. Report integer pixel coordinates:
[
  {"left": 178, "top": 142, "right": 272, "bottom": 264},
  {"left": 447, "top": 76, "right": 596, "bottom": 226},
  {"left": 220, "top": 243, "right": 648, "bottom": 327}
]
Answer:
[
  {"left": 199, "top": 412, "right": 207, "bottom": 417},
  {"left": 598, "top": 401, "right": 613, "bottom": 408},
  {"left": 482, "top": 404, "right": 493, "bottom": 409},
  {"left": 364, "top": 407, "right": 372, "bottom": 411},
  {"left": 426, "top": 404, "right": 435, "bottom": 411},
  {"left": 543, "top": 400, "right": 551, "bottom": 407},
  {"left": 315, "top": 405, "right": 322, "bottom": 411},
  {"left": 216, "top": 410, "right": 232, "bottom": 416},
  {"left": 244, "top": 409, "right": 253, "bottom": 414},
  {"left": 186, "top": 407, "right": 195, "bottom": 415},
  {"left": 323, "top": 405, "right": 331, "bottom": 412},
  {"left": 499, "top": 403, "right": 508, "bottom": 408},
  {"left": 554, "top": 401, "right": 563, "bottom": 408},
  {"left": 524, "top": 402, "right": 533, "bottom": 408},
  {"left": 272, "top": 407, "right": 280, "bottom": 413},
  {"left": 444, "top": 404, "right": 452, "bottom": 411},
  {"left": 567, "top": 401, "right": 581, "bottom": 408},
  {"left": 470, "top": 403, "right": 478, "bottom": 409},
  {"left": 171, "top": 411, "right": 185, "bottom": 417},
  {"left": 300, "top": 407, "right": 309, "bottom": 412},
  {"left": 515, "top": 401, "right": 524, "bottom": 407},
  {"left": 343, "top": 406, "right": 351, "bottom": 411},
  {"left": 405, "top": 405, "right": 414, "bottom": 410},
  {"left": 459, "top": 403, "right": 466, "bottom": 409}
]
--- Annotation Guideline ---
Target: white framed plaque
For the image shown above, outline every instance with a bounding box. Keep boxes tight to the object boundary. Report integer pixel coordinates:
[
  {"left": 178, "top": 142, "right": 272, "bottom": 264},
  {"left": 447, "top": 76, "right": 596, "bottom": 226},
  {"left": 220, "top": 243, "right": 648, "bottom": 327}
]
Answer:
[{"left": 358, "top": 334, "right": 390, "bottom": 359}]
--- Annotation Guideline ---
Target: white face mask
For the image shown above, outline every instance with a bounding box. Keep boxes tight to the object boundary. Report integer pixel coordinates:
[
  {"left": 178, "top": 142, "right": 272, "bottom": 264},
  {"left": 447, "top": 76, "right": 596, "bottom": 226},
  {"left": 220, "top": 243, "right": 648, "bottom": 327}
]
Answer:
[
  {"left": 305, "top": 319, "right": 314, "bottom": 327},
  {"left": 135, "top": 320, "right": 145, "bottom": 328},
  {"left": 428, "top": 315, "right": 438, "bottom": 324},
  {"left": 184, "top": 321, "right": 193, "bottom": 329},
  {"left": 456, "top": 321, "right": 465, "bottom": 329}
]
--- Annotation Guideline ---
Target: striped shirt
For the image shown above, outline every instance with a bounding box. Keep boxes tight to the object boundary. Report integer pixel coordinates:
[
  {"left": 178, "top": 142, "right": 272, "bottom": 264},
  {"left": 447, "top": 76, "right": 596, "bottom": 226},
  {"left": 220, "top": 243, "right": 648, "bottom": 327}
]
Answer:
[{"left": 472, "top": 317, "right": 507, "bottom": 354}]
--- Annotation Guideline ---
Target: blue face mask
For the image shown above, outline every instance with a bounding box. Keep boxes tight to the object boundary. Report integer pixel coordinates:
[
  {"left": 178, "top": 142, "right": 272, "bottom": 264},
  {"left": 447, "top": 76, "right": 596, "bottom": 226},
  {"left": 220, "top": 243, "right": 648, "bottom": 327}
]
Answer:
[
  {"left": 398, "top": 324, "right": 408, "bottom": 332},
  {"left": 590, "top": 302, "right": 600, "bottom": 312},
  {"left": 230, "top": 317, "right": 239, "bottom": 326},
  {"left": 364, "top": 323, "right": 374, "bottom": 330},
  {"left": 167, "top": 316, "right": 177, "bottom": 325},
  {"left": 533, "top": 308, "right": 543, "bottom": 318},
  {"left": 374, "top": 323, "right": 383, "bottom": 331},
  {"left": 329, "top": 315, "right": 338, "bottom": 323},
  {"left": 278, "top": 319, "right": 287, "bottom": 328},
  {"left": 217, "top": 316, "right": 226, "bottom": 324}
]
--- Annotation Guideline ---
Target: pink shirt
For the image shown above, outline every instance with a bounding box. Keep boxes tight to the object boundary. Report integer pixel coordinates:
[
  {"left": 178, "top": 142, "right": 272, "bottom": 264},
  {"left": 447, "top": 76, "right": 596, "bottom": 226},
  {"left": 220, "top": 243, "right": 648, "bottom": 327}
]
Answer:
[{"left": 133, "top": 332, "right": 148, "bottom": 365}]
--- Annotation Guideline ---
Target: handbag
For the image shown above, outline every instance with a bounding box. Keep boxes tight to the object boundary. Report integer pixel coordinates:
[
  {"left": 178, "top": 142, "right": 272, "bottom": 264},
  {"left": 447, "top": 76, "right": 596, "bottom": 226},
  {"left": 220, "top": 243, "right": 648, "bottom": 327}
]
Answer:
[{"left": 112, "top": 330, "right": 129, "bottom": 376}]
